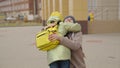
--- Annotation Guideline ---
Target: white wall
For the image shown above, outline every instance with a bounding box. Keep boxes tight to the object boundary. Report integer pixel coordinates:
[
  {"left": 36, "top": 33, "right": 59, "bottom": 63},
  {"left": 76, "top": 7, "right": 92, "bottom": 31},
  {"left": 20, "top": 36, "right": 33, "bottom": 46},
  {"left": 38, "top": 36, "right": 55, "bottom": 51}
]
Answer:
[{"left": 88, "top": 0, "right": 119, "bottom": 20}]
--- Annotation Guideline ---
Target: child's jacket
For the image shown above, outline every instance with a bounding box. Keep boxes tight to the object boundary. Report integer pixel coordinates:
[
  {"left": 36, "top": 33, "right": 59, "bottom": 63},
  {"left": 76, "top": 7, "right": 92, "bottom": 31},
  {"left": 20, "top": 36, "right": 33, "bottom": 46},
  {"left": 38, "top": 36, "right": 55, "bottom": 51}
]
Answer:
[{"left": 47, "top": 22, "right": 81, "bottom": 64}]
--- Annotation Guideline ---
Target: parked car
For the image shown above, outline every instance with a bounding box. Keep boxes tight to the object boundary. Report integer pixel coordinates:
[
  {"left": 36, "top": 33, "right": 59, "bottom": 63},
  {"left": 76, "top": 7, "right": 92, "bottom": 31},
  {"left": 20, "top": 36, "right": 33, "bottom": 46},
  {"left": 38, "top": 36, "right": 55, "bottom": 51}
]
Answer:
[{"left": 5, "top": 16, "right": 16, "bottom": 21}]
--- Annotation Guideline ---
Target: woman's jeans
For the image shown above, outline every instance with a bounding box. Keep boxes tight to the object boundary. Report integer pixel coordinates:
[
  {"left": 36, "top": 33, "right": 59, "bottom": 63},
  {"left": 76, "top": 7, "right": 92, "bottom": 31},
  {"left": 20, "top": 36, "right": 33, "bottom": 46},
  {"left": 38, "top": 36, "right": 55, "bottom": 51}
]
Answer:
[{"left": 50, "top": 60, "right": 70, "bottom": 68}]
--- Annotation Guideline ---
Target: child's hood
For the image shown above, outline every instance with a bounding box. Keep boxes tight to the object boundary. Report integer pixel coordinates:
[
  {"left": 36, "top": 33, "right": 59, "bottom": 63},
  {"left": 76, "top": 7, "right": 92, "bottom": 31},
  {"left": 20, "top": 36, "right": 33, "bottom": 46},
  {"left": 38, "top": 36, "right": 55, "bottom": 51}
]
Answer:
[{"left": 47, "top": 11, "right": 63, "bottom": 25}]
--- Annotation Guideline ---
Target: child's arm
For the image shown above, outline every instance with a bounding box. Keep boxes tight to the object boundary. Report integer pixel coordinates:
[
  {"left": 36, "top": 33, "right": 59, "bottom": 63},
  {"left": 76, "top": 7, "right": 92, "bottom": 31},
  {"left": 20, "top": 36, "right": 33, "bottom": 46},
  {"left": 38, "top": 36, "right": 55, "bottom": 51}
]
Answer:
[
  {"left": 43, "top": 23, "right": 57, "bottom": 30},
  {"left": 64, "top": 22, "right": 81, "bottom": 32},
  {"left": 58, "top": 22, "right": 81, "bottom": 36}
]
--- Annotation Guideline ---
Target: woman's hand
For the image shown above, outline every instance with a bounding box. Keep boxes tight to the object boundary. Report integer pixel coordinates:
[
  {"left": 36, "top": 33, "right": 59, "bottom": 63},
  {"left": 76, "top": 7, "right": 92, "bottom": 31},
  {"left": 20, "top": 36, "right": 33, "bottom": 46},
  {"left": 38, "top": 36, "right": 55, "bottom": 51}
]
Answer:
[{"left": 48, "top": 33, "right": 61, "bottom": 41}]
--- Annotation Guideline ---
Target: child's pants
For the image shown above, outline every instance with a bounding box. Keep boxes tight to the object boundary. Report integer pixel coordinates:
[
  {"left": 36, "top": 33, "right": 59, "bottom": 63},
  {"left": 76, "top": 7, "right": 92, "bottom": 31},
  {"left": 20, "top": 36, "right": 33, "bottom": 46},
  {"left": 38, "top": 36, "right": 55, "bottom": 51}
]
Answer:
[{"left": 49, "top": 60, "right": 70, "bottom": 68}]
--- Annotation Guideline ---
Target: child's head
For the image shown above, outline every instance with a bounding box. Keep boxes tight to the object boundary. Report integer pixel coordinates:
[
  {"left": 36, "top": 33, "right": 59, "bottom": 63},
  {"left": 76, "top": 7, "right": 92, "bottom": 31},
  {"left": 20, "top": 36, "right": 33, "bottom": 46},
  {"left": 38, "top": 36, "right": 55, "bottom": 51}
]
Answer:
[
  {"left": 63, "top": 16, "right": 76, "bottom": 23},
  {"left": 47, "top": 11, "right": 63, "bottom": 25}
]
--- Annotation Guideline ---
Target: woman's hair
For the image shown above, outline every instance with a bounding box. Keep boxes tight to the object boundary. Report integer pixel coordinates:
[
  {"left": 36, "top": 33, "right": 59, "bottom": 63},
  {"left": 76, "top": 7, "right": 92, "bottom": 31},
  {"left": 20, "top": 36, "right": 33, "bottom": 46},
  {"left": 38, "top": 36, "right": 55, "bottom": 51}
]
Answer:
[{"left": 63, "top": 16, "right": 76, "bottom": 23}]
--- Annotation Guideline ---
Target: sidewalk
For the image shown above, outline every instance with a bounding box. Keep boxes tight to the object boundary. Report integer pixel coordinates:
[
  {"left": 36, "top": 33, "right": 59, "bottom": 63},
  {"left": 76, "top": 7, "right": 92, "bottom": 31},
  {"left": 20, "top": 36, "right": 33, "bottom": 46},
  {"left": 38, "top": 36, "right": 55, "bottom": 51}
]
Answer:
[
  {"left": 0, "top": 26, "right": 120, "bottom": 68},
  {"left": 83, "top": 33, "right": 120, "bottom": 68}
]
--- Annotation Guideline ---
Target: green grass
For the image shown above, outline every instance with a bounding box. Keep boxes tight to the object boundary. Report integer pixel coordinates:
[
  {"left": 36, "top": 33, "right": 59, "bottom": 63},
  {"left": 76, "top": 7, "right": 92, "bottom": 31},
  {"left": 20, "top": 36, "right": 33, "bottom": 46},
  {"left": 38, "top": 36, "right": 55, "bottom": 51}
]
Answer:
[{"left": 0, "top": 21, "right": 42, "bottom": 27}]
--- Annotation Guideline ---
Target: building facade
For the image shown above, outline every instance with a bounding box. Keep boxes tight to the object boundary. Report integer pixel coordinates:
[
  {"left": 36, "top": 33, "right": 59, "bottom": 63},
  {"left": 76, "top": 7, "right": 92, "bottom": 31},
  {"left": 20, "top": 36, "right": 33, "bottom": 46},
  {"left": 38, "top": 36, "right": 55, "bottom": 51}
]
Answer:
[
  {"left": 40, "top": 0, "right": 88, "bottom": 34},
  {"left": 0, "top": 0, "right": 88, "bottom": 21},
  {"left": 0, "top": 0, "right": 41, "bottom": 17},
  {"left": 88, "top": 0, "right": 119, "bottom": 20},
  {"left": 41, "top": 0, "right": 88, "bottom": 21}
]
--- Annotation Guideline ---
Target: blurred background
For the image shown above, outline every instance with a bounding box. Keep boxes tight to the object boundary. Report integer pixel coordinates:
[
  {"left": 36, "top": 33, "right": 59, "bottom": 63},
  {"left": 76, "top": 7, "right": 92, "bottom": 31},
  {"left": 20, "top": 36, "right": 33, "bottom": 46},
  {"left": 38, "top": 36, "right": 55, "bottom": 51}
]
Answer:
[
  {"left": 0, "top": 0, "right": 120, "bottom": 68},
  {"left": 0, "top": 0, "right": 120, "bottom": 34}
]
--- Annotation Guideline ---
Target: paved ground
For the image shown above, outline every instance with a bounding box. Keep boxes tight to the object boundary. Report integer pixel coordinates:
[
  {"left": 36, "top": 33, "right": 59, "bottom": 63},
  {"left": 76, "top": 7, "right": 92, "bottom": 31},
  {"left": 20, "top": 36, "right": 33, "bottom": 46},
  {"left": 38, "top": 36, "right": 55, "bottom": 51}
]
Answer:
[{"left": 0, "top": 26, "right": 120, "bottom": 68}]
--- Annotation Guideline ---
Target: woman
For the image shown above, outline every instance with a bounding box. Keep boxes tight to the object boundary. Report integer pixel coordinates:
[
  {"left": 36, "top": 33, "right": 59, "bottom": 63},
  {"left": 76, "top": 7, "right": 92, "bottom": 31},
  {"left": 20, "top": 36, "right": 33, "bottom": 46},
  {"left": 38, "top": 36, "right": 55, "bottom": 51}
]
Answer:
[{"left": 49, "top": 16, "right": 86, "bottom": 68}]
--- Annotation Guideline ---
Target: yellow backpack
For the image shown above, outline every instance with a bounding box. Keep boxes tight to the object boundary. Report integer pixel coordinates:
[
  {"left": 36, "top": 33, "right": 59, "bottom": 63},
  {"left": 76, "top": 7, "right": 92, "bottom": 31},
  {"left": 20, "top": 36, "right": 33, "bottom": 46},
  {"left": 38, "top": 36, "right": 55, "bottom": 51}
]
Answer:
[{"left": 36, "top": 25, "right": 59, "bottom": 51}]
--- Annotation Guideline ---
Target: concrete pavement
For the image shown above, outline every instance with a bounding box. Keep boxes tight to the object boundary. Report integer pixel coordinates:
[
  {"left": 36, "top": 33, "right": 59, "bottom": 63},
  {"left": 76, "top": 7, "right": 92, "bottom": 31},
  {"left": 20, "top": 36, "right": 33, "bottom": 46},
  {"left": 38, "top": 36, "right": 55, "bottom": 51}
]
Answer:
[
  {"left": 83, "top": 33, "right": 120, "bottom": 68},
  {"left": 0, "top": 26, "right": 120, "bottom": 68}
]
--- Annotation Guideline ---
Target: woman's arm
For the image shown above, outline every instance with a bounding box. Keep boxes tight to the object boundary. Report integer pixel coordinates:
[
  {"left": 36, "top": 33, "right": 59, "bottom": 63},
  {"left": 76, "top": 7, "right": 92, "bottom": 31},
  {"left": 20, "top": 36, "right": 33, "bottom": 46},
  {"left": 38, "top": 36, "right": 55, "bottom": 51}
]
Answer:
[
  {"left": 48, "top": 31, "right": 82, "bottom": 51},
  {"left": 59, "top": 32, "right": 82, "bottom": 51}
]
